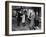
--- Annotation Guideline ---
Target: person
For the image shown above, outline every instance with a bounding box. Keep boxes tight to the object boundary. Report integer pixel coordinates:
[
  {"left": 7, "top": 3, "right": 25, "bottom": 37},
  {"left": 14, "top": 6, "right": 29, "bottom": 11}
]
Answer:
[
  {"left": 27, "top": 9, "right": 35, "bottom": 30},
  {"left": 34, "top": 11, "right": 39, "bottom": 30},
  {"left": 21, "top": 9, "right": 27, "bottom": 26},
  {"left": 17, "top": 10, "right": 23, "bottom": 26}
]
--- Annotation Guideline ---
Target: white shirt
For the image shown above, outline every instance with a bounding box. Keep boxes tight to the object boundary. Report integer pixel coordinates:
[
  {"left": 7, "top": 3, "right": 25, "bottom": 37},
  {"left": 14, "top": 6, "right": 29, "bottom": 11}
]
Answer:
[{"left": 22, "top": 14, "right": 25, "bottom": 23}]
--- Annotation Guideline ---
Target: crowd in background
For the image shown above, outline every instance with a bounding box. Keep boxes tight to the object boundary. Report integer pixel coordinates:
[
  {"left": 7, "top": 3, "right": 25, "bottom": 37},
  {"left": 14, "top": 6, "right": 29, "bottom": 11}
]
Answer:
[{"left": 12, "top": 6, "right": 41, "bottom": 31}]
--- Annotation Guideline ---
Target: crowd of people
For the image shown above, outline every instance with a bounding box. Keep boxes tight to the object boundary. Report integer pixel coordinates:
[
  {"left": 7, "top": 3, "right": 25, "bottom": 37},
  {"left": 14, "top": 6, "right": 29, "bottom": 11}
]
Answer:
[{"left": 12, "top": 7, "right": 41, "bottom": 31}]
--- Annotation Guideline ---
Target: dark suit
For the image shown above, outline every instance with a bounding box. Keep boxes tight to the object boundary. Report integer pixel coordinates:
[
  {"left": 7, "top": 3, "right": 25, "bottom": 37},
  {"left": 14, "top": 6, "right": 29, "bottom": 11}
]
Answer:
[{"left": 17, "top": 12, "right": 23, "bottom": 26}]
